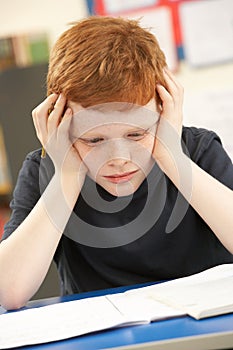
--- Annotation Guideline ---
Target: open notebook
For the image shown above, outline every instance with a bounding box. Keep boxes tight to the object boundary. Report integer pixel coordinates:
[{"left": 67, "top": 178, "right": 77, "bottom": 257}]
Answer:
[{"left": 0, "top": 263, "right": 232, "bottom": 349}]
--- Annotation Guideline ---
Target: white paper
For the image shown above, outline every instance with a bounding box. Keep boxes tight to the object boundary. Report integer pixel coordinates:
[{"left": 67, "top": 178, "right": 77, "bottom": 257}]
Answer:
[
  {"left": 0, "top": 295, "right": 138, "bottom": 349},
  {"left": 180, "top": 0, "right": 233, "bottom": 66},
  {"left": 144, "top": 264, "right": 233, "bottom": 319},
  {"left": 0, "top": 292, "right": 181, "bottom": 349},
  {"left": 107, "top": 289, "right": 185, "bottom": 321}
]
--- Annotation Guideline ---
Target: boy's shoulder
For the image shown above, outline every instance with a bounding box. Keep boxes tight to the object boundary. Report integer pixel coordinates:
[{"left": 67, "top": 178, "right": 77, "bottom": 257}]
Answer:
[
  {"left": 182, "top": 125, "right": 220, "bottom": 143},
  {"left": 25, "top": 148, "right": 43, "bottom": 164},
  {"left": 182, "top": 126, "right": 222, "bottom": 162}
]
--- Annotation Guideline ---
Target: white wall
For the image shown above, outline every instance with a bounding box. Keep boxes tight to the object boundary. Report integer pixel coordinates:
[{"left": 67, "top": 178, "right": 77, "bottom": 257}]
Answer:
[
  {"left": 0, "top": 0, "right": 88, "bottom": 45},
  {"left": 177, "top": 62, "right": 233, "bottom": 159}
]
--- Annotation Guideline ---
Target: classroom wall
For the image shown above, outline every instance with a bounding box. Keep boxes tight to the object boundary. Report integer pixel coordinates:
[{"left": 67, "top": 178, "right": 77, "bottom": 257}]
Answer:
[
  {"left": 177, "top": 62, "right": 233, "bottom": 160},
  {"left": 0, "top": 0, "right": 88, "bottom": 45}
]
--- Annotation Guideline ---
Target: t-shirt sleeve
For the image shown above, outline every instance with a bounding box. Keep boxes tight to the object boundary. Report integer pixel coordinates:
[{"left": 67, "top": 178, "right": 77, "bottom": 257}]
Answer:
[
  {"left": 199, "top": 136, "right": 233, "bottom": 190},
  {"left": 183, "top": 127, "right": 233, "bottom": 190},
  {"left": 1, "top": 150, "right": 41, "bottom": 241}
]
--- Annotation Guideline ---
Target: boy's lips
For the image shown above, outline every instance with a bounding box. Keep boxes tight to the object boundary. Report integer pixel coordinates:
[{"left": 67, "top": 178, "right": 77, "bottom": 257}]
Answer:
[{"left": 103, "top": 170, "right": 139, "bottom": 183}]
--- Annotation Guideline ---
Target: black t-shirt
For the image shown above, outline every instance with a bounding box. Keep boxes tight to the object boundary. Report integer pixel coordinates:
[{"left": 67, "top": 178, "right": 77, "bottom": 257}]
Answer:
[{"left": 2, "top": 127, "right": 233, "bottom": 295}]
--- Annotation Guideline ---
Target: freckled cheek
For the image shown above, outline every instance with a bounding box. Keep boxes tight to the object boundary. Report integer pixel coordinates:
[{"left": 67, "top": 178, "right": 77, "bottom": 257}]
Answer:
[
  {"left": 73, "top": 142, "right": 102, "bottom": 173},
  {"left": 139, "top": 135, "right": 155, "bottom": 153},
  {"left": 73, "top": 141, "right": 88, "bottom": 159},
  {"left": 73, "top": 142, "right": 92, "bottom": 168}
]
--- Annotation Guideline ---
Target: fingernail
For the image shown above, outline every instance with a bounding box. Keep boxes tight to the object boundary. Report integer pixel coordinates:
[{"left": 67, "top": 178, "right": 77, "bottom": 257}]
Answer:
[{"left": 50, "top": 93, "right": 58, "bottom": 98}]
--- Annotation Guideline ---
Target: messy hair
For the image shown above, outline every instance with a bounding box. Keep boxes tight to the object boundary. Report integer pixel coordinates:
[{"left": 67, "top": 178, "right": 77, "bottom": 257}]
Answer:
[{"left": 47, "top": 16, "right": 167, "bottom": 110}]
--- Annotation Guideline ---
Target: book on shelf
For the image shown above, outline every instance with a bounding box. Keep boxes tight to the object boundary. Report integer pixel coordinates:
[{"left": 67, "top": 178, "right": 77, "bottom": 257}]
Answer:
[
  {"left": 0, "top": 125, "right": 11, "bottom": 196},
  {"left": 0, "top": 32, "right": 49, "bottom": 71},
  {"left": 0, "top": 263, "right": 233, "bottom": 349},
  {"left": 27, "top": 32, "right": 49, "bottom": 64},
  {"left": 0, "top": 37, "right": 16, "bottom": 71}
]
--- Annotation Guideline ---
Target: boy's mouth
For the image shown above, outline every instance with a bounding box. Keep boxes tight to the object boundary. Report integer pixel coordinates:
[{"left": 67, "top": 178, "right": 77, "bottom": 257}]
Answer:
[{"left": 103, "top": 170, "right": 139, "bottom": 183}]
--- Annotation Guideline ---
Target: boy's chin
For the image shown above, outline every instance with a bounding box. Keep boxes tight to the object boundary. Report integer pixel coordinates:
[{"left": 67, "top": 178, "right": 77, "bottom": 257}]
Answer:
[{"left": 103, "top": 181, "right": 141, "bottom": 198}]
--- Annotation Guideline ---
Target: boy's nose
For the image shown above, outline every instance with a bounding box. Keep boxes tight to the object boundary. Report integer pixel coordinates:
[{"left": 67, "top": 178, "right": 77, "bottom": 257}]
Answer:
[
  {"left": 107, "top": 157, "right": 129, "bottom": 167},
  {"left": 106, "top": 139, "right": 131, "bottom": 166}
]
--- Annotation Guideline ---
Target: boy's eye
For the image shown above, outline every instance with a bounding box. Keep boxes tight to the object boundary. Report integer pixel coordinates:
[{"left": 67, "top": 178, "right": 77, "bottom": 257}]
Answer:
[
  {"left": 80, "top": 137, "right": 105, "bottom": 146},
  {"left": 126, "top": 131, "right": 147, "bottom": 140}
]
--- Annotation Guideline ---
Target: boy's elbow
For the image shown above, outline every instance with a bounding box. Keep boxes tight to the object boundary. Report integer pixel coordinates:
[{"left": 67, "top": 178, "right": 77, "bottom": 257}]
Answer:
[
  {"left": 1, "top": 300, "right": 26, "bottom": 311},
  {"left": 0, "top": 290, "right": 27, "bottom": 311}
]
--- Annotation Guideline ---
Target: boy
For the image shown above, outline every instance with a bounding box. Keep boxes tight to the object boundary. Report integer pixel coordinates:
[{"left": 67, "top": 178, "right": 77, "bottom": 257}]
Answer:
[{"left": 0, "top": 16, "right": 232, "bottom": 310}]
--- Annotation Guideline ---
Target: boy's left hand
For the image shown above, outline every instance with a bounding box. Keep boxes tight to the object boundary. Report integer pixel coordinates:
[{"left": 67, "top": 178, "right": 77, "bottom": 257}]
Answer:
[{"left": 152, "top": 68, "right": 184, "bottom": 168}]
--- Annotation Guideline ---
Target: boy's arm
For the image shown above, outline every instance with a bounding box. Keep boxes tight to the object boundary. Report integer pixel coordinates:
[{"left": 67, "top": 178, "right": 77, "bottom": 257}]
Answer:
[
  {"left": 0, "top": 171, "right": 81, "bottom": 310},
  {"left": 0, "top": 94, "right": 87, "bottom": 310},
  {"left": 159, "top": 150, "right": 233, "bottom": 253},
  {"left": 154, "top": 69, "right": 233, "bottom": 254}
]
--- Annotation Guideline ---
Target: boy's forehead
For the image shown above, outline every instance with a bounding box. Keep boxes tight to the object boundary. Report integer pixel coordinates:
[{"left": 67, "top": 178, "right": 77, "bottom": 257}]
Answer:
[{"left": 70, "top": 101, "right": 159, "bottom": 137}]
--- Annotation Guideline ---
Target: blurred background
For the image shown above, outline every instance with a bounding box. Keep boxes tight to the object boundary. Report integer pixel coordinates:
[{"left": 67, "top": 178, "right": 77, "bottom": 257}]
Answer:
[{"left": 0, "top": 0, "right": 232, "bottom": 299}]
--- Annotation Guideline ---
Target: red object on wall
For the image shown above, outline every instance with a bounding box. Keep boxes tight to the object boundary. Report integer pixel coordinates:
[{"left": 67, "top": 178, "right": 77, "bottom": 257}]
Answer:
[
  {"left": 0, "top": 208, "right": 10, "bottom": 239},
  {"left": 93, "top": 0, "right": 193, "bottom": 49}
]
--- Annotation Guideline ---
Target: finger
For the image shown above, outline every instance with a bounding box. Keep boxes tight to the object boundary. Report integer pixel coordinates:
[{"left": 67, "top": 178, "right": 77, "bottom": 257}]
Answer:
[
  {"left": 32, "top": 94, "right": 58, "bottom": 124},
  {"left": 47, "top": 94, "right": 67, "bottom": 135},
  {"left": 163, "top": 67, "right": 178, "bottom": 84},
  {"left": 156, "top": 83, "right": 183, "bottom": 138},
  {"left": 163, "top": 68, "right": 183, "bottom": 88},
  {"left": 56, "top": 107, "right": 73, "bottom": 142},
  {"left": 156, "top": 83, "right": 182, "bottom": 126},
  {"left": 156, "top": 84, "right": 174, "bottom": 116},
  {"left": 32, "top": 94, "right": 58, "bottom": 145},
  {"left": 163, "top": 69, "right": 184, "bottom": 103},
  {"left": 32, "top": 109, "right": 40, "bottom": 139},
  {"left": 163, "top": 70, "right": 178, "bottom": 93}
]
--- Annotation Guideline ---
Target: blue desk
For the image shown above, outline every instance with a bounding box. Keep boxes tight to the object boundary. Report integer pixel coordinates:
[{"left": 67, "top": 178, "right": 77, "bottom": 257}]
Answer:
[{"left": 1, "top": 283, "right": 233, "bottom": 350}]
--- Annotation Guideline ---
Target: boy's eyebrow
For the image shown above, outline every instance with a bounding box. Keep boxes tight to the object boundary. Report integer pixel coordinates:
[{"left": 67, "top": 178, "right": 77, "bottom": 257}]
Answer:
[
  {"left": 72, "top": 120, "right": 159, "bottom": 142},
  {"left": 70, "top": 109, "right": 160, "bottom": 139}
]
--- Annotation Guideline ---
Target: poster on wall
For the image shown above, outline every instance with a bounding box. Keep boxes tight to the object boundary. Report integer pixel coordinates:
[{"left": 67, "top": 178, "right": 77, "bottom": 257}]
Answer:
[
  {"left": 86, "top": 0, "right": 192, "bottom": 71},
  {"left": 94, "top": 0, "right": 159, "bottom": 15},
  {"left": 179, "top": 0, "right": 233, "bottom": 66},
  {"left": 87, "top": 0, "right": 193, "bottom": 62}
]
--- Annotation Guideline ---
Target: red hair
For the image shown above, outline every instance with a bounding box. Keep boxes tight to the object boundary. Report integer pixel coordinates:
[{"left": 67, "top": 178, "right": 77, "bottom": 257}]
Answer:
[{"left": 47, "top": 16, "right": 167, "bottom": 109}]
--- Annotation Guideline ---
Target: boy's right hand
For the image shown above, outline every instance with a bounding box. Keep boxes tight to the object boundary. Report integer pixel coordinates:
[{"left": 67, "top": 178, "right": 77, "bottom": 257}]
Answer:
[{"left": 32, "top": 94, "right": 87, "bottom": 186}]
